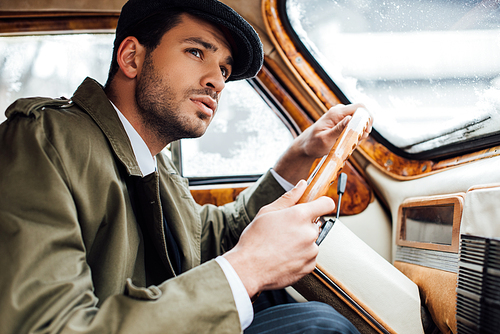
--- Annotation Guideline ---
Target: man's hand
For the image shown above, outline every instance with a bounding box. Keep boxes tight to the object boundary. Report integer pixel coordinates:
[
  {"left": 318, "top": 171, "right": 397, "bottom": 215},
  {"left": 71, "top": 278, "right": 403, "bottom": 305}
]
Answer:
[
  {"left": 223, "top": 180, "right": 335, "bottom": 298},
  {"left": 295, "top": 103, "right": 371, "bottom": 158},
  {"left": 274, "top": 103, "right": 372, "bottom": 185}
]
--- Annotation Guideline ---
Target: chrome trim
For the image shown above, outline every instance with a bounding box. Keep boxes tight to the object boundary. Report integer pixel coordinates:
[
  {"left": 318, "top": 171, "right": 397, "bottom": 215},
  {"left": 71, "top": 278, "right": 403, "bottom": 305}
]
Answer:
[{"left": 395, "top": 246, "right": 459, "bottom": 273}]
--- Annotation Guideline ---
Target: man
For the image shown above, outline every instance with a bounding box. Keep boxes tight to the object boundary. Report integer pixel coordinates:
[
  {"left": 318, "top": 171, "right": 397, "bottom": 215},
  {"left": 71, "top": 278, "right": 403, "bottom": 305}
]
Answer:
[{"left": 0, "top": 0, "right": 370, "bottom": 333}]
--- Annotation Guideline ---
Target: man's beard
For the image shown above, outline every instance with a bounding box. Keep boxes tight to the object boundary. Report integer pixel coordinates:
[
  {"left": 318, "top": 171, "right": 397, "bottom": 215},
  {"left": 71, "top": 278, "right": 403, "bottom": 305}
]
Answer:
[{"left": 135, "top": 53, "right": 216, "bottom": 144}]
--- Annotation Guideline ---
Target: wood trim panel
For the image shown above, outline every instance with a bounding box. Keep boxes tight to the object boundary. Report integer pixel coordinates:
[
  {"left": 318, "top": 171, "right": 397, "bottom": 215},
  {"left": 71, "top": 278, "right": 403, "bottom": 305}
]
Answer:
[
  {"left": 263, "top": 57, "right": 323, "bottom": 123},
  {"left": 396, "top": 194, "right": 465, "bottom": 253},
  {"left": 359, "top": 137, "right": 434, "bottom": 180},
  {"left": 359, "top": 137, "right": 500, "bottom": 181},
  {"left": 190, "top": 186, "right": 247, "bottom": 207},
  {"left": 256, "top": 64, "right": 314, "bottom": 132},
  {"left": 262, "top": 0, "right": 340, "bottom": 111},
  {"left": 261, "top": 0, "right": 500, "bottom": 180},
  {"left": 0, "top": 11, "right": 119, "bottom": 34},
  {"left": 306, "top": 161, "right": 372, "bottom": 216},
  {"left": 326, "top": 163, "right": 373, "bottom": 215}
]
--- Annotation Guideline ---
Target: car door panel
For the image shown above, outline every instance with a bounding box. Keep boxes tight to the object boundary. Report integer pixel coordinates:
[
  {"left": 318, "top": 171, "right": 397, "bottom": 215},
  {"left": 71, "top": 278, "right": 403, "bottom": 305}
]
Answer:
[{"left": 360, "top": 154, "right": 500, "bottom": 333}]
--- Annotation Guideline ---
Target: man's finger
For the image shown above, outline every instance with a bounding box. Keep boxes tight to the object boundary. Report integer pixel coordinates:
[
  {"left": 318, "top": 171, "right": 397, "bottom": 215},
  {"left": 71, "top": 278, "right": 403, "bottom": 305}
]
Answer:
[
  {"left": 322, "top": 114, "right": 351, "bottom": 141},
  {"left": 300, "top": 196, "right": 336, "bottom": 221},
  {"left": 332, "top": 103, "right": 364, "bottom": 117},
  {"left": 260, "top": 179, "right": 307, "bottom": 214}
]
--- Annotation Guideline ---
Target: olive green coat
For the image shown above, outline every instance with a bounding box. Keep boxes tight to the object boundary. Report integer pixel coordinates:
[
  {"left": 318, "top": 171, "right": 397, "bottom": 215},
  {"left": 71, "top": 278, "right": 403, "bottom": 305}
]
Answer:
[{"left": 0, "top": 78, "right": 285, "bottom": 334}]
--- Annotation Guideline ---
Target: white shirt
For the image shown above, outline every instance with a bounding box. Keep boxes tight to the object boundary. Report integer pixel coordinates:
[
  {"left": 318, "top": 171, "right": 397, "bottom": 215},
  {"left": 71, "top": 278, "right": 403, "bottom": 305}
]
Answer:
[
  {"left": 114, "top": 105, "right": 156, "bottom": 176},
  {"left": 111, "top": 103, "right": 297, "bottom": 330}
]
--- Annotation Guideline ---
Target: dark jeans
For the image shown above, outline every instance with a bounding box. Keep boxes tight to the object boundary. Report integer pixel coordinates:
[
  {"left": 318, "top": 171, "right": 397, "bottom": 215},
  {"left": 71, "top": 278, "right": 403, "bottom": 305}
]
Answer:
[{"left": 245, "top": 290, "right": 360, "bottom": 334}]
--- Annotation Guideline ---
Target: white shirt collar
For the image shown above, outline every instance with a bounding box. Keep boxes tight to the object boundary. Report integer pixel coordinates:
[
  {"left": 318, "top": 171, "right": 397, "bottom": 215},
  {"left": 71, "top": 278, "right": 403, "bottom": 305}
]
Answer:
[{"left": 110, "top": 101, "right": 156, "bottom": 176}]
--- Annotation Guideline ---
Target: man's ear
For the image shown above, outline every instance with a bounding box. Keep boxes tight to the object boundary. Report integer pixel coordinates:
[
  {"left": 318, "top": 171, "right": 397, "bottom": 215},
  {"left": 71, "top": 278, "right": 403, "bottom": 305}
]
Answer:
[{"left": 116, "top": 37, "right": 146, "bottom": 79}]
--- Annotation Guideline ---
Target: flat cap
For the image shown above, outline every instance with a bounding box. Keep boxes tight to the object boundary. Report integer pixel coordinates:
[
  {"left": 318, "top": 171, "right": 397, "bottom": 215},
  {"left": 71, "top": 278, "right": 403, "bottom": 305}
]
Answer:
[{"left": 115, "top": 0, "right": 264, "bottom": 81}]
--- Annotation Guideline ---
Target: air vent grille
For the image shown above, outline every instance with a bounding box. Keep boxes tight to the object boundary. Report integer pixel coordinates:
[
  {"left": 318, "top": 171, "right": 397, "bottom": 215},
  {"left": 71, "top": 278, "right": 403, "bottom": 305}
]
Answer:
[{"left": 457, "top": 235, "right": 500, "bottom": 334}]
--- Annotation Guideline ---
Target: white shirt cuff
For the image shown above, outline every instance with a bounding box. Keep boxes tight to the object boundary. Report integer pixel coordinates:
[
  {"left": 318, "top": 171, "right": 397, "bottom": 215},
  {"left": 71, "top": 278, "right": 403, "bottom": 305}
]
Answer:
[
  {"left": 215, "top": 256, "right": 254, "bottom": 330},
  {"left": 270, "top": 168, "right": 294, "bottom": 191}
]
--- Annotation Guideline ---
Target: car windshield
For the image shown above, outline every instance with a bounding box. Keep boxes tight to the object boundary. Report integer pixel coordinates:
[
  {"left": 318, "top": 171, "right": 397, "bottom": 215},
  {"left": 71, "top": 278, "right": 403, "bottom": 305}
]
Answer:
[{"left": 286, "top": 0, "right": 500, "bottom": 154}]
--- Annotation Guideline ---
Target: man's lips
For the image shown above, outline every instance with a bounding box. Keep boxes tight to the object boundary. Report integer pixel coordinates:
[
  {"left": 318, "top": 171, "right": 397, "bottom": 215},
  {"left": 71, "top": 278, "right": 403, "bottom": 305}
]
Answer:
[{"left": 190, "top": 96, "right": 217, "bottom": 117}]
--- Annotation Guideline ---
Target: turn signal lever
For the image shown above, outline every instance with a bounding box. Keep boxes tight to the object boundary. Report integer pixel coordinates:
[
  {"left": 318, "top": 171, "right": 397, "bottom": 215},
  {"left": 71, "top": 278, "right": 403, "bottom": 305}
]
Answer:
[{"left": 316, "top": 172, "right": 347, "bottom": 245}]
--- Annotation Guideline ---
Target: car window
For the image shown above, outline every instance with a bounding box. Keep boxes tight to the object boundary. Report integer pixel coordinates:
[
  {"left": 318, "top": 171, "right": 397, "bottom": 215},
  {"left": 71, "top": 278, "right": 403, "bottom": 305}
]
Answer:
[
  {"left": 286, "top": 0, "right": 500, "bottom": 154},
  {"left": 178, "top": 80, "right": 295, "bottom": 179},
  {"left": 0, "top": 34, "right": 114, "bottom": 123}
]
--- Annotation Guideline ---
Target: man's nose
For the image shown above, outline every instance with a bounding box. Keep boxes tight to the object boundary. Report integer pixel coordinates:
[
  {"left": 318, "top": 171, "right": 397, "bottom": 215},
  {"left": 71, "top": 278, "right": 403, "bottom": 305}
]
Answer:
[{"left": 201, "top": 66, "right": 226, "bottom": 94}]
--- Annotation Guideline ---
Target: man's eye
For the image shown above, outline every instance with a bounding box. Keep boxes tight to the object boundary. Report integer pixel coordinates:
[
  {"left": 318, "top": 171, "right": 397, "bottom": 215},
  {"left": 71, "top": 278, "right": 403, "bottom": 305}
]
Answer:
[
  {"left": 189, "top": 49, "right": 201, "bottom": 58},
  {"left": 221, "top": 67, "right": 231, "bottom": 80}
]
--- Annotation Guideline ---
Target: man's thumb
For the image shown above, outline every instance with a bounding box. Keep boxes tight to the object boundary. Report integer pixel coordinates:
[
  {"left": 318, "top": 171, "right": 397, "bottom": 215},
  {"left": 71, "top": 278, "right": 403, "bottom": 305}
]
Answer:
[{"left": 262, "top": 179, "right": 307, "bottom": 213}]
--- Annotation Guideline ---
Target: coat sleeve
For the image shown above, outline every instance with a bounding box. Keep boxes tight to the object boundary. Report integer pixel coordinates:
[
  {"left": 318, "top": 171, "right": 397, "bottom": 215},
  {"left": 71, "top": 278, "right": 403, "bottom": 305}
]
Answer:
[
  {"left": 0, "top": 108, "right": 241, "bottom": 334},
  {"left": 198, "top": 170, "right": 286, "bottom": 262}
]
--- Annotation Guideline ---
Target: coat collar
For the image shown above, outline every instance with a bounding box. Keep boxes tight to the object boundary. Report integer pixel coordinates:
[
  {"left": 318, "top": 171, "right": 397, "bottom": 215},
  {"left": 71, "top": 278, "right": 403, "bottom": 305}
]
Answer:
[{"left": 71, "top": 77, "right": 143, "bottom": 177}]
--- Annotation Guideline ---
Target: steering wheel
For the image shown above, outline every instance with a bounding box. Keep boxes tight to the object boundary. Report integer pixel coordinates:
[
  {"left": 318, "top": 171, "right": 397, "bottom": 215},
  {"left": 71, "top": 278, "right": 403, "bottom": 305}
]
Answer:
[{"left": 298, "top": 108, "right": 372, "bottom": 204}]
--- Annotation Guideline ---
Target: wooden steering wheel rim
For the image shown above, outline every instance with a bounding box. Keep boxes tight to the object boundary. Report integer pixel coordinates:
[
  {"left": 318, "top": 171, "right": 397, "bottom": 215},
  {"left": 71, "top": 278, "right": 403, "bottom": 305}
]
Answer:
[{"left": 298, "top": 108, "right": 372, "bottom": 204}]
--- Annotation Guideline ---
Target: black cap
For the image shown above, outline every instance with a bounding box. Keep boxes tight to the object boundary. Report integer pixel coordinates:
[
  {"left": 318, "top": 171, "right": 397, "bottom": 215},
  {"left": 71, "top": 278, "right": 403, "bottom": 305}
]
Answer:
[{"left": 115, "top": 0, "right": 264, "bottom": 81}]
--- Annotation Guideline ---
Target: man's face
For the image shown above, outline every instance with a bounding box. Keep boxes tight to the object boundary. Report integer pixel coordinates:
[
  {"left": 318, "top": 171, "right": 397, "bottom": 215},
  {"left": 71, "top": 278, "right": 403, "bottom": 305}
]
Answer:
[{"left": 135, "top": 13, "right": 233, "bottom": 143}]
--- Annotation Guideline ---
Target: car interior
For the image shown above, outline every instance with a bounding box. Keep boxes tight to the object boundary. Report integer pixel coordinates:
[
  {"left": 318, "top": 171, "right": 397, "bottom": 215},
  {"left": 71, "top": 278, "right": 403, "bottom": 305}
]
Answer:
[{"left": 1, "top": 0, "right": 499, "bottom": 333}]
